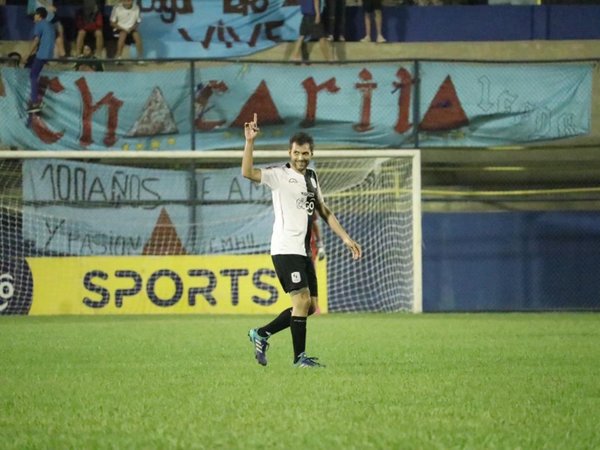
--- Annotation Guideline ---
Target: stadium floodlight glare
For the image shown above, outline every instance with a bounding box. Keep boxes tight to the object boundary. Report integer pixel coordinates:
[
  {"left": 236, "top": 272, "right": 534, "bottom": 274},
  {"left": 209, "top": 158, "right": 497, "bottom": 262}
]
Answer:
[{"left": 0, "top": 149, "right": 421, "bottom": 313}]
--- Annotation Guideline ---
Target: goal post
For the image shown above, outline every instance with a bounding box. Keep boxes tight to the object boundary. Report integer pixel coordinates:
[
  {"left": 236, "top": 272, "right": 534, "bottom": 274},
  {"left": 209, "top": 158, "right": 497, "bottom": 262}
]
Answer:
[{"left": 0, "top": 149, "right": 422, "bottom": 315}]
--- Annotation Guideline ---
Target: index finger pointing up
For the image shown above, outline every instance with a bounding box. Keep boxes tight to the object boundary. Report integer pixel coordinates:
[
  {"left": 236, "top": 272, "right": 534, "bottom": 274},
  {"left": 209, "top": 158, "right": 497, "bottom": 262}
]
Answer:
[{"left": 253, "top": 113, "right": 257, "bottom": 124}]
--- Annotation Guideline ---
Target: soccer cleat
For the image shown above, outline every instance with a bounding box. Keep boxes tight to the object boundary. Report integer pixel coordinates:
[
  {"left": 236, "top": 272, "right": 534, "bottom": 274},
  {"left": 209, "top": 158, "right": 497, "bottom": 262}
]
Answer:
[
  {"left": 376, "top": 35, "right": 387, "bottom": 43},
  {"left": 248, "top": 328, "right": 269, "bottom": 366},
  {"left": 294, "top": 352, "right": 325, "bottom": 368}
]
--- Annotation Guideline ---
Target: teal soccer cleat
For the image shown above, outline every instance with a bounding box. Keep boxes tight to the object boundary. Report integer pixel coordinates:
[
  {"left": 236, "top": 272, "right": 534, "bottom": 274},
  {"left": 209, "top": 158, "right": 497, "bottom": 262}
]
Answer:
[{"left": 248, "top": 328, "right": 269, "bottom": 366}]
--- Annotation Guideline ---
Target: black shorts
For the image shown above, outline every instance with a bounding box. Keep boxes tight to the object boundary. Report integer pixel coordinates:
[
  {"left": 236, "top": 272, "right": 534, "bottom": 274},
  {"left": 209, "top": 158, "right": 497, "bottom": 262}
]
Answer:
[
  {"left": 272, "top": 254, "right": 318, "bottom": 297},
  {"left": 299, "top": 14, "right": 326, "bottom": 41},
  {"left": 363, "top": 0, "right": 382, "bottom": 13}
]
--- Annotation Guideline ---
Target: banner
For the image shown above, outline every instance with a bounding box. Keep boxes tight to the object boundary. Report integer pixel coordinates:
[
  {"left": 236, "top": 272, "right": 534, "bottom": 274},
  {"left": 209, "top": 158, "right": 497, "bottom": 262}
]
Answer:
[
  {"left": 23, "top": 159, "right": 274, "bottom": 256},
  {"left": 138, "top": 0, "right": 301, "bottom": 58},
  {"left": 26, "top": 255, "right": 328, "bottom": 315},
  {"left": 0, "top": 62, "right": 592, "bottom": 150}
]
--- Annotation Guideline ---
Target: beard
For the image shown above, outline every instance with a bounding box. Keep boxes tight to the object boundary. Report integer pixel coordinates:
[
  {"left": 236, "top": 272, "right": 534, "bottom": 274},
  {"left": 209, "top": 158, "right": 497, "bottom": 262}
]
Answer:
[{"left": 292, "top": 160, "right": 307, "bottom": 172}]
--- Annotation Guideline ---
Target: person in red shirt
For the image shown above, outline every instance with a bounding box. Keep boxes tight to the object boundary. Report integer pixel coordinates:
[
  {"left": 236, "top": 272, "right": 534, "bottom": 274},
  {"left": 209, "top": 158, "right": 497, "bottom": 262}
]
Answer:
[{"left": 74, "top": 0, "right": 104, "bottom": 57}]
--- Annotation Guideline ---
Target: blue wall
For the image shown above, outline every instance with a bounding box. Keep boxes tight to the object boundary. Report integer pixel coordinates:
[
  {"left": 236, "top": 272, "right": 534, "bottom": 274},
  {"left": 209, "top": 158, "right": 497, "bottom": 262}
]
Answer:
[
  {"left": 3, "top": 4, "right": 600, "bottom": 42},
  {"left": 423, "top": 211, "right": 600, "bottom": 311},
  {"left": 349, "top": 5, "right": 600, "bottom": 42}
]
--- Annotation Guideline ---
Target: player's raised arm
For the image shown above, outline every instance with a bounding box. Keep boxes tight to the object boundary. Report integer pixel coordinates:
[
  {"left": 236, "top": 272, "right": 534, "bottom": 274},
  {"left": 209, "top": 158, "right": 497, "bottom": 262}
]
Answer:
[
  {"left": 317, "top": 201, "right": 362, "bottom": 260},
  {"left": 242, "top": 113, "right": 262, "bottom": 183}
]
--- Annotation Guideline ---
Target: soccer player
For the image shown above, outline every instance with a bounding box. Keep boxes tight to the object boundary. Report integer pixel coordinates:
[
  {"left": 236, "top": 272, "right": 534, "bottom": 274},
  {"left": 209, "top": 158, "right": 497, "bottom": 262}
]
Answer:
[{"left": 242, "top": 113, "right": 362, "bottom": 368}]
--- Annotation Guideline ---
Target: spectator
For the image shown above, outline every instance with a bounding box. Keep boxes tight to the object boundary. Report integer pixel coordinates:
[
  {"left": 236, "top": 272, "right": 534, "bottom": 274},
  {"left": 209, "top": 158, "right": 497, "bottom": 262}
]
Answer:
[
  {"left": 291, "top": 0, "right": 331, "bottom": 63},
  {"left": 75, "top": 0, "right": 104, "bottom": 57},
  {"left": 25, "top": 7, "right": 55, "bottom": 113},
  {"left": 324, "top": 0, "right": 346, "bottom": 42},
  {"left": 360, "top": 0, "right": 386, "bottom": 43},
  {"left": 26, "top": 0, "right": 66, "bottom": 57},
  {"left": 7, "top": 52, "right": 22, "bottom": 67},
  {"left": 110, "top": 0, "right": 143, "bottom": 61},
  {"left": 74, "top": 44, "right": 104, "bottom": 72}
]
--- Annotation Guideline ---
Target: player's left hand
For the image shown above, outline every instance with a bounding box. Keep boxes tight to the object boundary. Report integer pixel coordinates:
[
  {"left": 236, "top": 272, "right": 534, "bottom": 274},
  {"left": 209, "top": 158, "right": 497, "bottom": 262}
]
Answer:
[
  {"left": 317, "top": 245, "right": 326, "bottom": 261},
  {"left": 344, "top": 239, "right": 362, "bottom": 260}
]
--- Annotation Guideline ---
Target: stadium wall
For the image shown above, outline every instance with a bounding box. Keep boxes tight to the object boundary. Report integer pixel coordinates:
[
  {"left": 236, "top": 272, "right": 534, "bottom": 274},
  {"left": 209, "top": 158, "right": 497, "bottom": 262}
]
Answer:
[
  {"left": 422, "top": 211, "right": 600, "bottom": 312},
  {"left": 347, "top": 5, "right": 600, "bottom": 42}
]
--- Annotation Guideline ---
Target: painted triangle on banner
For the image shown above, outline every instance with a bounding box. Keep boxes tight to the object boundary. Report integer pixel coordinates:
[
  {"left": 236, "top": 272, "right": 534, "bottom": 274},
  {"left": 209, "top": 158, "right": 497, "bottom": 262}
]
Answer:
[
  {"left": 128, "top": 87, "right": 179, "bottom": 136},
  {"left": 231, "top": 80, "right": 284, "bottom": 127},
  {"left": 142, "top": 207, "right": 187, "bottom": 255},
  {"left": 420, "top": 75, "right": 469, "bottom": 132}
]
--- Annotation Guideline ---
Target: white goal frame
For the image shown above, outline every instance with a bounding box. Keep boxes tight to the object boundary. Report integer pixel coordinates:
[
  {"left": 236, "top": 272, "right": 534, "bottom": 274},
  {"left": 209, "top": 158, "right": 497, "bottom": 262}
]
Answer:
[{"left": 0, "top": 149, "right": 422, "bottom": 313}]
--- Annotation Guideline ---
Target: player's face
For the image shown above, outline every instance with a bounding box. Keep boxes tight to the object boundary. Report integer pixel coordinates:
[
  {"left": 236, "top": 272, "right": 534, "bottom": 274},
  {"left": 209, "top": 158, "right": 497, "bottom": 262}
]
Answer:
[{"left": 289, "top": 142, "right": 312, "bottom": 173}]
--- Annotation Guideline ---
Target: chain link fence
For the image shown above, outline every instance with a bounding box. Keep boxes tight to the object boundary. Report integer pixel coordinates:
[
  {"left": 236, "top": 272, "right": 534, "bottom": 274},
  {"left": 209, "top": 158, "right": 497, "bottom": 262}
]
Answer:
[{"left": 1, "top": 56, "right": 600, "bottom": 311}]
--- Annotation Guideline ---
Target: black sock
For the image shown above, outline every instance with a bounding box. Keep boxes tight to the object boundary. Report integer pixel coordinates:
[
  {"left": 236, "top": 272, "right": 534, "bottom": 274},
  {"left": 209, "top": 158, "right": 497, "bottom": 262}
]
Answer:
[
  {"left": 290, "top": 316, "right": 307, "bottom": 362},
  {"left": 258, "top": 307, "right": 292, "bottom": 337}
]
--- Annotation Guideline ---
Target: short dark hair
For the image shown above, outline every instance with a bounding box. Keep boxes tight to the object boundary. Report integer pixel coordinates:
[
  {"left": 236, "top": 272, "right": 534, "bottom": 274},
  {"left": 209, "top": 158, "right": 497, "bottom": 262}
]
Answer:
[
  {"left": 7, "top": 52, "right": 21, "bottom": 61},
  {"left": 289, "top": 132, "right": 314, "bottom": 152},
  {"left": 35, "top": 7, "right": 48, "bottom": 18}
]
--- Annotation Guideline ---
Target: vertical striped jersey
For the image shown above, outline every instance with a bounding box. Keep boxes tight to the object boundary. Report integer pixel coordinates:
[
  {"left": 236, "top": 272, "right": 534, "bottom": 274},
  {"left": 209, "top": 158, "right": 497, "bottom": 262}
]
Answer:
[{"left": 260, "top": 163, "right": 323, "bottom": 256}]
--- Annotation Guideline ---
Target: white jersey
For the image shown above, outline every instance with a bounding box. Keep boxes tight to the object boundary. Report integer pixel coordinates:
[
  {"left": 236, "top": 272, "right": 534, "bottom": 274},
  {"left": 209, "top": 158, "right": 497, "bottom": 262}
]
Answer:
[
  {"left": 260, "top": 164, "right": 324, "bottom": 256},
  {"left": 110, "top": 2, "right": 141, "bottom": 31}
]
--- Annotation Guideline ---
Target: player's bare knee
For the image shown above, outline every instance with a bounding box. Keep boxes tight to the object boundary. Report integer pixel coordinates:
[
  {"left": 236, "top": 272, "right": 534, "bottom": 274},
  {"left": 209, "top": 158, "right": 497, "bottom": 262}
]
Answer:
[
  {"left": 290, "top": 287, "right": 309, "bottom": 298},
  {"left": 290, "top": 288, "right": 311, "bottom": 311}
]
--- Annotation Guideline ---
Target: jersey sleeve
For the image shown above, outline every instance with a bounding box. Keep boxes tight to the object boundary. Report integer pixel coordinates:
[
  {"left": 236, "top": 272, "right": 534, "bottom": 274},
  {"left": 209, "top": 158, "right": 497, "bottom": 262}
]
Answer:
[{"left": 260, "top": 166, "right": 281, "bottom": 190}]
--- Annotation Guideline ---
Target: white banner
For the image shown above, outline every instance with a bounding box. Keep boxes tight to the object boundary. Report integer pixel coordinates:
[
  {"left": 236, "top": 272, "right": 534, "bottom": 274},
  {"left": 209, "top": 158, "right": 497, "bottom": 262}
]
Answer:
[{"left": 23, "top": 159, "right": 274, "bottom": 256}]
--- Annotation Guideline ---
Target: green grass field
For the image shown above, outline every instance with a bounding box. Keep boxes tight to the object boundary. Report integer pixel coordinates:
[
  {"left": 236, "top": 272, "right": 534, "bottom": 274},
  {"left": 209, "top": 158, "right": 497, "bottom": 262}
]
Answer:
[{"left": 1, "top": 313, "right": 599, "bottom": 449}]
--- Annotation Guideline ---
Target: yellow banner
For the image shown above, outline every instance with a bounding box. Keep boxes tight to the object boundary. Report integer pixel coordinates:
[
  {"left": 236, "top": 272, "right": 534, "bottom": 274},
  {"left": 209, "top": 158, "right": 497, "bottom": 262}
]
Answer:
[{"left": 27, "top": 255, "right": 328, "bottom": 315}]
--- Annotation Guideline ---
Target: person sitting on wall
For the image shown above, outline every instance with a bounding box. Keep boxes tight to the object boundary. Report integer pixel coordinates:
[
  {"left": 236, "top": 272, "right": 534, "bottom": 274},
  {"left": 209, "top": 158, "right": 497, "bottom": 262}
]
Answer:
[
  {"left": 75, "top": 0, "right": 104, "bottom": 57},
  {"left": 6, "top": 52, "right": 22, "bottom": 67},
  {"left": 74, "top": 44, "right": 104, "bottom": 72},
  {"left": 110, "top": 0, "right": 143, "bottom": 62}
]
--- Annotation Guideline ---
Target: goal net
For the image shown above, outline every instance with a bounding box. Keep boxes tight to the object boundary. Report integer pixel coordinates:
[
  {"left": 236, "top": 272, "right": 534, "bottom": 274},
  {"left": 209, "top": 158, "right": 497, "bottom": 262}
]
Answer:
[{"left": 0, "top": 150, "right": 421, "bottom": 315}]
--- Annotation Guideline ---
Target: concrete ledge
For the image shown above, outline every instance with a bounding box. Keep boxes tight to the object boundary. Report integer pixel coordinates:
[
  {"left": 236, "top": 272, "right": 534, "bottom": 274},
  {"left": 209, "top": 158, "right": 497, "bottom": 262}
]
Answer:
[{"left": 3, "top": 39, "right": 600, "bottom": 62}]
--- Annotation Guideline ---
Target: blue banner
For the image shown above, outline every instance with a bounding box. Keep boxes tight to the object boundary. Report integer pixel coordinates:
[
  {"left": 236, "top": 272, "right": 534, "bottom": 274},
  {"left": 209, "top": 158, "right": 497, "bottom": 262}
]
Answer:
[
  {"left": 23, "top": 159, "right": 274, "bottom": 256},
  {"left": 0, "top": 62, "right": 592, "bottom": 150},
  {"left": 138, "top": 0, "right": 301, "bottom": 58}
]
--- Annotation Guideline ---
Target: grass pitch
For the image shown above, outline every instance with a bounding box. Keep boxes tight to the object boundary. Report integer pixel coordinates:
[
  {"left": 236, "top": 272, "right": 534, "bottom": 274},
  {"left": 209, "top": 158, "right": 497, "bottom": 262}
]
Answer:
[{"left": 1, "top": 313, "right": 598, "bottom": 449}]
